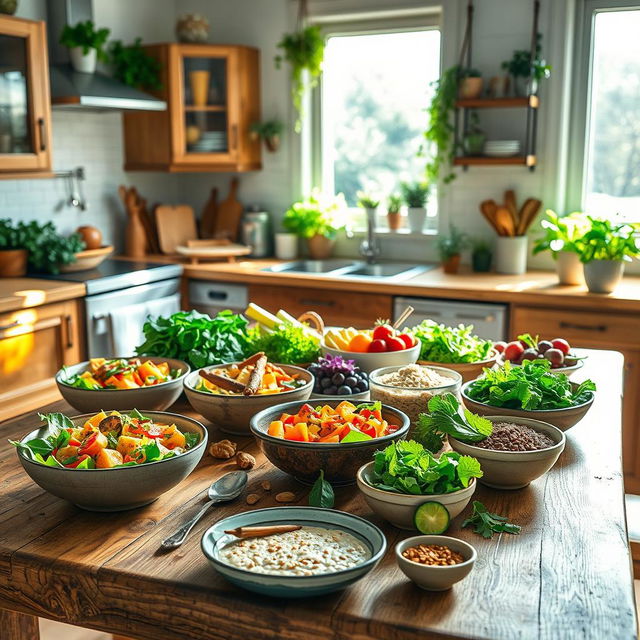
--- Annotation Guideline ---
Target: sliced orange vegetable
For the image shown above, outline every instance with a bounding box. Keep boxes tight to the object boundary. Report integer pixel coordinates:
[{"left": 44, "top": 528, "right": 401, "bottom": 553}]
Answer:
[
  {"left": 78, "top": 431, "right": 108, "bottom": 457},
  {"left": 285, "top": 422, "right": 309, "bottom": 442},
  {"left": 95, "top": 448, "right": 124, "bottom": 468},
  {"left": 318, "top": 434, "right": 340, "bottom": 443},
  {"left": 268, "top": 420, "right": 285, "bottom": 438}
]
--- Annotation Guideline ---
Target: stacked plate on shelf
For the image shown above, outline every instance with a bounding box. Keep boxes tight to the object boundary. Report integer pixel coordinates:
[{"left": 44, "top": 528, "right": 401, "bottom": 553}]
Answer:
[
  {"left": 189, "top": 130, "right": 228, "bottom": 153},
  {"left": 483, "top": 140, "right": 520, "bottom": 157}
]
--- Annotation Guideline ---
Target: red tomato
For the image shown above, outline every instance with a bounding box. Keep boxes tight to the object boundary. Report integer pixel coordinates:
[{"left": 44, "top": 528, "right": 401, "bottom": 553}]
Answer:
[
  {"left": 493, "top": 341, "right": 507, "bottom": 354},
  {"left": 360, "top": 423, "right": 377, "bottom": 438},
  {"left": 551, "top": 338, "right": 571, "bottom": 355},
  {"left": 65, "top": 454, "right": 92, "bottom": 468},
  {"left": 78, "top": 431, "right": 108, "bottom": 457},
  {"left": 397, "top": 333, "right": 414, "bottom": 348},
  {"left": 503, "top": 341, "right": 524, "bottom": 361},
  {"left": 368, "top": 338, "right": 387, "bottom": 353},
  {"left": 372, "top": 324, "right": 394, "bottom": 342},
  {"left": 384, "top": 336, "right": 406, "bottom": 352}
]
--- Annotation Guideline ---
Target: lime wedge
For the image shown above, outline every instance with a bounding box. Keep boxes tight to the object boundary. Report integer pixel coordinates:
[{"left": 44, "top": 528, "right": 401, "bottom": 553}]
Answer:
[{"left": 414, "top": 501, "right": 450, "bottom": 534}]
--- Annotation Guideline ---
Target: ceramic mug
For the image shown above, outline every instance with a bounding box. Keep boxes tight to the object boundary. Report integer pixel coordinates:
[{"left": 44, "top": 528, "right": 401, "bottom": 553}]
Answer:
[{"left": 275, "top": 233, "right": 298, "bottom": 260}]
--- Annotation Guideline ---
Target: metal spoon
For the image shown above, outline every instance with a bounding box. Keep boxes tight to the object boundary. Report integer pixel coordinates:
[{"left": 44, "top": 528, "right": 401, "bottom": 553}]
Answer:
[{"left": 160, "top": 471, "right": 248, "bottom": 550}]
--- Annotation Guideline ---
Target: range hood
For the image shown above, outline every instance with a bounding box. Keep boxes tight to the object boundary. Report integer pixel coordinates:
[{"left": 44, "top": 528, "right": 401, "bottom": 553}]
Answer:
[{"left": 46, "top": 0, "right": 166, "bottom": 112}]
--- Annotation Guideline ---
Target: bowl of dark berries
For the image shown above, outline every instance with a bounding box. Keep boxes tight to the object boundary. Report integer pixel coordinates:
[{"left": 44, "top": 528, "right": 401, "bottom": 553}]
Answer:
[{"left": 307, "top": 354, "right": 370, "bottom": 401}]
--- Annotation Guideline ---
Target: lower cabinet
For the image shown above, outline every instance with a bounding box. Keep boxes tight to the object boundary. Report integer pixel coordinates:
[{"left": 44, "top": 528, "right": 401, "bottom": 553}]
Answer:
[
  {"left": 511, "top": 305, "right": 640, "bottom": 494},
  {"left": 0, "top": 300, "right": 83, "bottom": 422}
]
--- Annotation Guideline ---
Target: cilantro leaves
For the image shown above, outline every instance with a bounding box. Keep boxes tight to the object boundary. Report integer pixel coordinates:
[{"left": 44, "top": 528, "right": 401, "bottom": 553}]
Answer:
[{"left": 461, "top": 501, "right": 521, "bottom": 538}]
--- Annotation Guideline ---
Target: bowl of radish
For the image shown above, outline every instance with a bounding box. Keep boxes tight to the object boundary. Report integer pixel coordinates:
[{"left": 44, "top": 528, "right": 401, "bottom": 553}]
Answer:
[{"left": 494, "top": 334, "right": 586, "bottom": 378}]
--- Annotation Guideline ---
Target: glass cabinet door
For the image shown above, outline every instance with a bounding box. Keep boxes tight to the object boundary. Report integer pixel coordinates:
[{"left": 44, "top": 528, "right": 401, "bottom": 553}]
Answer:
[{"left": 0, "top": 35, "right": 31, "bottom": 155}]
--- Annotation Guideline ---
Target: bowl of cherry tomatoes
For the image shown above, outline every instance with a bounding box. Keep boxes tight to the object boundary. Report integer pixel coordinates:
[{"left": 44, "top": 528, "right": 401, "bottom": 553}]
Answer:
[{"left": 321, "top": 322, "right": 420, "bottom": 374}]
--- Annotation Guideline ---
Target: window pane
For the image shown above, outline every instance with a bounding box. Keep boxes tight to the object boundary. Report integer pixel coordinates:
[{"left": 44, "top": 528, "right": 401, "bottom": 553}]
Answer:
[
  {"left": 322, "top": 30, "right": 440, "bottom": 208},
  {"left": 584, "top": 9, "right": 640, "bottom": 222}
]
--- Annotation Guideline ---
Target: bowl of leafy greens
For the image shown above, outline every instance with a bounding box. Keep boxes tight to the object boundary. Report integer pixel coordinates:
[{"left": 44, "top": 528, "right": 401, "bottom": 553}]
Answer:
[
  {"left": 409, "top": 319, "right": 498, "bottom": 381},
  {"left": 461, "top": 359, "right": 596, "bottom": 431},
  {"left": 356, "top": 441, "right": 481, "bottom": 530}
]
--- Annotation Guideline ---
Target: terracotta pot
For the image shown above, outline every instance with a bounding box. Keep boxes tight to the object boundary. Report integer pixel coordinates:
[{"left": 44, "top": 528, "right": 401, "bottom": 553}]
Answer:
[
  {"left": 387, "top": 211, "right": 402, "bottom": 231},
  {"left": 306, "top": 234, "right": 334, "bottom": 260},
  {"left": 0, "top": 249, "right": 27, "bottom": 277},
  {"left": 442, "top": 254, "right": 461, "bottom": 274},
  {"left": 556, "top": 251, "right": 584, "bottom": 286},
  {"left": 265, "top": 135, "right": 280, "bottom": 152},
  {"left": 459, "top": 77, "right": 483, "bottom": 99}
]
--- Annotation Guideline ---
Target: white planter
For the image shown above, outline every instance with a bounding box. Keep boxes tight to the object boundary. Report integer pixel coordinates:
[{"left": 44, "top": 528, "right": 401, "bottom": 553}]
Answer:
[
  {"left": 69, "top": 46, "right": 97, "bottom": 73},
  {"left": 495, "top": 236, "right": 528, "bottom": 275},
  {"left": 556, "top": 251, "right": 584, "bottom": 286},
  {"left": 583, "top": 260, "right": 625, "bottom": 294},
  {"left": 274, "top": 233, "right": 298, "bottom": 260},
  {"left": 407, "top": 207, "right": 426, "bottom": 233}
]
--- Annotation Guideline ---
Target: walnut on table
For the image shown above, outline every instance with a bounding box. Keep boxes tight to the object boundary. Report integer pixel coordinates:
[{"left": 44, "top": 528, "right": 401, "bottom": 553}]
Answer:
[
  {"left": 208, "top": 439, "right": 237, "bottom": 459},
  {"left": 236, "top": 451, "right": 256, "bottom": 470}
]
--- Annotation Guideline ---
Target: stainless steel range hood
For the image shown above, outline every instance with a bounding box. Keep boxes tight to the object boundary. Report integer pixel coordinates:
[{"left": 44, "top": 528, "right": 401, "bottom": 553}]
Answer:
[{"left": 46, "top": 0, "right": 166, "bottom": 112}]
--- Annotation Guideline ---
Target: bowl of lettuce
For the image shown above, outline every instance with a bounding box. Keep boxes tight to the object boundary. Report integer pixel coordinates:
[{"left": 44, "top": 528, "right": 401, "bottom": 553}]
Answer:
[
  {"left": 409, "top": 320, "right": 498, "bottom": 381},
  {"left": 461, "top": 359, "right": 596, "bottom": 431},
  {"left": 356, "top": 441, "right": 481, "bottom": 530}
]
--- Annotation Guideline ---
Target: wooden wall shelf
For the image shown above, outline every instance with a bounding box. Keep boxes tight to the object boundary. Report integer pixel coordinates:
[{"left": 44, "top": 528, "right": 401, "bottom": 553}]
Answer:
[
  {"left": 184, "top": 105, "right": 226, "bottom": 112},
  {"left": 454, "top": 155, "right": 536, "bottom": 167},
  {"left": 455, "top": 95, "right": 539, "bottom": 109}
]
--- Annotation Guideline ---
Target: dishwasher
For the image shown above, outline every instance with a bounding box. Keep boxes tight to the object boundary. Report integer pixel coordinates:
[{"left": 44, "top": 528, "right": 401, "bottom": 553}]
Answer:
[
  {"left": 189, "top": 280, "right": 248, "bottom": 315},
  {"left": 394, "top": 297, "right": 508, "bottom": 342}
]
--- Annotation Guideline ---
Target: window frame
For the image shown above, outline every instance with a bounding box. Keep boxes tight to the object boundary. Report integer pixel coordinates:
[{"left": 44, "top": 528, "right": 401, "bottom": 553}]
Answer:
[{"left": 566, "top": 0, "right": 640, "bottom": 213}]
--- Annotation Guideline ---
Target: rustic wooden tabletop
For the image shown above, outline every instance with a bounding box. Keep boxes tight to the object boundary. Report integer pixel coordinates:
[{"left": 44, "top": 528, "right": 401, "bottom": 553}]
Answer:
[{"left": 0, "top": 350, "right": 635, "bottom": 640}]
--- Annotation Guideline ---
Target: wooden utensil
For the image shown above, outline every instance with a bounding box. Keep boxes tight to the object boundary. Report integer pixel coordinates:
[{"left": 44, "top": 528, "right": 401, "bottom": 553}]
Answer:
[
  {"left": 200, "top": 187, "right": 219, "bottom": 239},
  {"left": 120, "top": 185, "right": 147, "bottom": 258},
  {"left": 517, "top": 198, "right": 542, "bottom": 235},
  {"left": 480, "top": 199, "right": 500, "bottom": 235},
  {"left": 224, "top": 525, "right": 302, "bottom": 539},
  {"left": 495, "top": 207, "right": 515, "bottom": 236},
  {"left": 138, "top": 198, "right": 160, "bottom": 254},
  {"left": 214, "top": 178, "right": 243, "bottom": 241},
  {"left": 393, "top": 306, "right": 414, "bottom": 330},
  {"left": 504, "top": 190, "right": 519, "bottom": 233},
  {"left": 155, "top": 205, "right": 198, "bottom": 254}
]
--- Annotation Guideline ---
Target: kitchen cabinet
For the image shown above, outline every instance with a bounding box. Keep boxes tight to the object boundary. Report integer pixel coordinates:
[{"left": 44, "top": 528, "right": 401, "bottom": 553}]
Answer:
[
  {"left": 123, "top": 44, "right": 261, "bottom": 172},
  {"left": 248, "top": 284, "right": 393, "bottom": 328},
  {"left": 0, "top": 299, "right": 83, "bottom": 422},
  {"left": 511, "top": 305, "right": 640, "bottom": 493},
  {"left": 0, "top": 15, "right": 52, "bottom": 176}
]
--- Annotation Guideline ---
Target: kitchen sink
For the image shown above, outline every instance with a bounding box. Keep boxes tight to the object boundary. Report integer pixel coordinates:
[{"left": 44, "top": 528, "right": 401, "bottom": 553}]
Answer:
[
  {"left": 267, "top": 259, "right": 356, "bottom": 274},
  {"left": 263, "top": 260, "right": 434, "bottom": 281},
  {"left": 343, "top": 263, "right": 433, "bottom": 279}
]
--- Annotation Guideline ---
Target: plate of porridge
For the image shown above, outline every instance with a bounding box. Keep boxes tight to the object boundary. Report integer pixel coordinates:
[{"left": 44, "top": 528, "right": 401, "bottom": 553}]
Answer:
[{"left": 201, "top": 507, "right": 386, "bottom": 597}]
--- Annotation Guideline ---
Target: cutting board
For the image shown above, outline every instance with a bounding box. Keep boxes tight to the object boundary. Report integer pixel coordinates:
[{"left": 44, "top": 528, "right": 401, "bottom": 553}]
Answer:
[
  {"left": 155, "top": 205, "right": 198, "bottom": 254},
  {"left": 214, "top": 178, "right": 243, "bottom": 241},
  {"left": 199, "top": 188, "right": 218, "bottom": 239}
]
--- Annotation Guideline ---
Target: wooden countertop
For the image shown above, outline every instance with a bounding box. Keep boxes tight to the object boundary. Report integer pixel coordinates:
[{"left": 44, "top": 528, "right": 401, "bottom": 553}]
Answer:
[
  {"left": 0, "top": 350, "right": 635, "bottom": 640},
  {"left": 0, "top": 278, "right": 86, "bottom": 313}
]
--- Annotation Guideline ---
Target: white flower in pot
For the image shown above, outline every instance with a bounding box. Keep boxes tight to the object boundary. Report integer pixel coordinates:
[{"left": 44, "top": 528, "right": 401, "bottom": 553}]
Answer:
[
  {"left": 60, "top": 20, "right": 110, "bottom": 74},
  {"left": 401, "top": 181, "right": 430, "bottom": 233}
]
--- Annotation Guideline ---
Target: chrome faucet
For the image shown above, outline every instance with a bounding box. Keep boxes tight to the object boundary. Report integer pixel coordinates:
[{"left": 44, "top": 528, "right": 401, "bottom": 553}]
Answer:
[{"left": 359, "top": 207, "right": 380, "bottom": 264}]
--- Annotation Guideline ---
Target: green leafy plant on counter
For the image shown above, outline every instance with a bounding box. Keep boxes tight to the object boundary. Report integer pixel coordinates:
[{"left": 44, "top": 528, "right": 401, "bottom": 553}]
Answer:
[
  {"left": 400, "top": 181, "right": 430, "bottom": 208},
  {"left": 248, "top": 322, "right": 320, "bottom": 365},
  {"left": 532, "top": 210, "right": 590, "bottom": 258},
  {"left": 282, "top": 190, "right": 346, "bottom": 240},
  {"left": 577, "top": 217, "right": 640, "bottom": 263},
  {"left": 437, "top": 223, "right": 469, "bottom": 260},
  {"left": 60, "top": 20, "right": 110, "bottom": 60},
  {"left": 275, "top": 25, "right": 325, "bottom": 132},
  {"left": 0, "top": 218, "right": 30, "bottom": 250},
  {"left": 26, "top": 222, "right": 85, "bottom": 275},
  {"left": 387, "top": 194, "right": 402, "bottom": 214},
  {"left": 462, "top": 501, "right": 521, "bottom": 539},
  {"left": 308, "top": 470, "right": 335, "bottom": 508},
  {"left": 135, "top": 310, "right": 252, "bottom": 369},
  {"left": 109, "top": 38, "right": 162, "bottom": 90}
]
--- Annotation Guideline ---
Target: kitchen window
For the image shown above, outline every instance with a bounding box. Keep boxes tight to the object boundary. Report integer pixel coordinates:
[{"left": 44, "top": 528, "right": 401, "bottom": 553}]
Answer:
[{"left": 312, "top": 14, "right": 441, "bottom": 229}]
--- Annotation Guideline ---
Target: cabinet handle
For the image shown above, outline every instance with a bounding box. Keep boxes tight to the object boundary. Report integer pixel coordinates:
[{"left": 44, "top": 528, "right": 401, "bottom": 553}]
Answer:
[
  {"left": 65, "top": 314, "right": 73, "bottom": 348},
  {"left": 37, "top": 117, "right": 46, "bottom": 151},
  {"left": 559, "top": 321, "right": 607, "bottom": 333},
  {"left": 0, "top": 320, "right": 20, "bottom": 332},
  {"left": 299, "top": 298, "right": 335, "bottom": 307},
  {"left": 231, "top": 124, "right": 238, "bottom": 150}
]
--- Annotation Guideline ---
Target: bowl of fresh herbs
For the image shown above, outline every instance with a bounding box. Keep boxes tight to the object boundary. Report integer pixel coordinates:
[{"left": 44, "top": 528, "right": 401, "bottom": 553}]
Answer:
[
  {"left": 409, "top": 319, "right": 498, "bottom": 381},
  {"left": 356, "top": 441, "right": 481, "bottom": 530},
  {"left": 461, "top": 359, "right": 596, "bottom": 431}
]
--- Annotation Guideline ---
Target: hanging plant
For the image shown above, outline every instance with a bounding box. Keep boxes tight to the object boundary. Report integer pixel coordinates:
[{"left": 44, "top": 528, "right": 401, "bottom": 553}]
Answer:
[
  {"left": 250, "top": 119, "right": 284, "bottom": 152},
  {"left": 275, "top": 24, "right": 324, "bottom": 132}
]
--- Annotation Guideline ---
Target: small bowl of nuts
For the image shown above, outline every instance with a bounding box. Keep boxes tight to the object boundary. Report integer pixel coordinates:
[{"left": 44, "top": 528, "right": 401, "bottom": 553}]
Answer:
[{"left": 395, "top": 535, "right": 477, "bottom": 591}]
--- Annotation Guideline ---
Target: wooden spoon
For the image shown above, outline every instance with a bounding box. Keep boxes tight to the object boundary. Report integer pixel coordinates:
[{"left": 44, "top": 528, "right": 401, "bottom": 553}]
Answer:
[
  {"left": 225, "top": 525, "right": 302, "bottom": 539},
  {"left": 495, "top": 207, "right": 515, "bottom": 236},
  {"left": 517, "top": 198, "right": 542, "bottom": 235},
  {"left": 480, "top": 200, "right": 500, "bottom": 234},
  {"left": 504, "top": 190, "right": 519, "bottom": 233}
]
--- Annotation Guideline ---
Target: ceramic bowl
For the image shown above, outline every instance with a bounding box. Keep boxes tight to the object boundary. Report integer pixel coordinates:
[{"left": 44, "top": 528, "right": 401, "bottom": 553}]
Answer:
[
  {"left": 449, "top": 416, "right": 566, "bottom": 489},
  {"left": 201, "top": 506, "right": 387, "bottom": 597},
  {"left": 15, "top": 411, "right": 207, "bottom": 512},
  {"left": 356, "top": 462, "right": 476, "bottom": 530},
  {"left": 250, "top": 400, "right": 409, "bottom": 485},
  {"left": 460, "top": 380, "right": 595, "bottom": 432},
  {"left": 321, "top": 341, "right": 420, "bottom": 374},
  {"left": 310, "top": 389, "right": 369, "bottom": 402},
  {"left": 184, "top": 363, "right": 313, "bottom": 435},
  {"left": 56, "top": 357, "right": 190, "bottom": 413},
  {"left": 396, "top": 535, "right": 476, "bottom": 591},
  {"left": 59, "top": 245, "right": 114, "bottom": 272},
  {"left": 417, "top": 349, "right": 499, "bottom": 382}
]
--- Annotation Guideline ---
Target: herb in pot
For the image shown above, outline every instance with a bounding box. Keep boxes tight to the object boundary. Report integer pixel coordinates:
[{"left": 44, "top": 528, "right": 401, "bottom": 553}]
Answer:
[
  {"left": 462, "top": 500, "right": 521, "bottom": 538},
  {"left": 282, "top": 190, "right": 345, "bottom": 240},
  {"left": 19, "top": 221, "right": 85, "bottom": 275},
  {"left": 400, "top": 181, "right": 429, "bottom": 208},
  {"left": 357, "top": 192, "right": 380, "bottom": 209},
  {"left": 59, "top": 20, "right": 110, "bottom": 60},
  {"left": 109, "top": 38, "right": 162, "bottom": 90},
  {"left": 308, "top": 470, "right": 335, "bottom": 508},
  {"left": 532, "top": 209, "right": 590, "bottom": 257},
  {"left": 577, "top": 217, "right": 640, "bottom": 263},
  {"left": 248, "top": 322, "right": 320, "bottom": 365}
]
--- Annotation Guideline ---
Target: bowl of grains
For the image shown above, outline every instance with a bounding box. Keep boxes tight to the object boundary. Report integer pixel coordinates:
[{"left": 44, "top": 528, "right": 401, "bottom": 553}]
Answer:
[
  {"left": 395, "top": 535, "right": 477, "bottom": 591},
  {"left": 448, "top": 416, "right": 566, "bottom": 490},
  {"left": 369, "top": 364, "right": 462, "bottom": 429}
]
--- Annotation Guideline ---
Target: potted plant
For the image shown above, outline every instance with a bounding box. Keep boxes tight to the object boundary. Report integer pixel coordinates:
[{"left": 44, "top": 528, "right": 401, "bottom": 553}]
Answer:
[
  {"left": 459, "top": 68, "right": 483, "bottom": 99},
  {"left": 250, "top": 120, "right": 284, "bottom": 152},
  {"left": 438, "top": 224, "right": 468, "bottom": 274},
  {"left": 501, "top": 33, "right": 551, "bottom": 96},
  {"left": 109, "top": 39, "right": 162, "bottom": 90},
  {"left": 532, "top": 209, "right": 590, "bottom": 285},
  {"left": 578, "top": 217, "right": 640, "bottom": 293},
  {"left": 0, "top": 219, "right": 28, "bottom": 277},
  {"left": 275, "top": 25, "right": 324, "bottom": 133},
  {"left": 60, "top": 20, "right": 110, "bottom": 74},
  {"left": 471, "top": 238, "right": 492, "bottom": 272},
  {"left": 282, "top": 190, "right": 345, "bottom": 260},
  {"left": 387, "top": 194, "right": 403, "bottom": 231},
  {"left": 462, "top": 111, "right": 485, "bottom": 156},
  {"left": 401, "top": 182, "right": 430, "bottom": 233}
]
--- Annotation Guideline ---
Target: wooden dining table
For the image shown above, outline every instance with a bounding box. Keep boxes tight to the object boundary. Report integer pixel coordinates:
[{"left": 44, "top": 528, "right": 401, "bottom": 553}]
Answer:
[{"left": 0, "top": 349, "right": 636, "bottom": 640}]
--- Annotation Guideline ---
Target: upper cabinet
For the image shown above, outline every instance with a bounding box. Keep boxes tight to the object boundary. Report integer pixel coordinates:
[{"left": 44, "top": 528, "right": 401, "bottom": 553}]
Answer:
[
  {"left": 123, "top": 44, "right": 261, "bottom": 172},
  {"left": 0, "top": 16, "right": 52, "bottom": 176}
]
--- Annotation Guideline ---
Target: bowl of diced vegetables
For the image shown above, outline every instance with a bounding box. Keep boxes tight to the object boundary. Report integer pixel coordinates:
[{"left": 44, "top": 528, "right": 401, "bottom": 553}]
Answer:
[
  {"left": 11, "top": 409, "right": 207, "bottom": 511},
  {"left": 56, "top": 357, "right": 190, "bottom": 413},
  {"left": 250, "top": 400, "right": 410, "bottom": 485}
]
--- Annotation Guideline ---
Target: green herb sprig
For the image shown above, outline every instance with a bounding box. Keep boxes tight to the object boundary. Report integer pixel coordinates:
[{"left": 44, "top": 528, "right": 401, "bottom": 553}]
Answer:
[
  {"left": 308, "top": 470, "right": 334, "bottom": 508},
  {"left": 462, "top": 501, "right": 521, "bottom": 538}
]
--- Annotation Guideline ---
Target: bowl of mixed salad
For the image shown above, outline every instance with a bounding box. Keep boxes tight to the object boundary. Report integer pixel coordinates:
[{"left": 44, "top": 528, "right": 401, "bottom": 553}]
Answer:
[
  {"left": 250, "top": 400, "right": 409, "bottom": 485},
  {"left": 56, "top": 357, "right": 190, "bottom": 412},
  {"left": 11, "top": 409, "right": 207, "bottom": 511}
]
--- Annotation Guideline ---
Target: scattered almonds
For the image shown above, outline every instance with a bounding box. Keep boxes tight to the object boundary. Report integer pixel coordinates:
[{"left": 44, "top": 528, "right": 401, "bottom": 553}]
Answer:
[
  {"left": 402, "top": 544, "right": 464, "bottom": 566},
  {"left": 261, "top": 480, "right": 271, "bottom": 491},
  {"left": 275, "top": 491, "right": 296, "bottom": 503},
  {"left": 246, "top": 493, "right": 260, "bottom": 505},
  {"left": 236, "top": 451, "right": 256, "bottom": 470},
  {"left": 209, "top": 439, "right": 237, "bottom": 459}
]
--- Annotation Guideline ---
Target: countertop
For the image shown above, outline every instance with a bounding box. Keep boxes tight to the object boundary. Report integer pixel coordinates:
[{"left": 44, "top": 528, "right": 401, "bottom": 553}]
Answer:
[{"left": 0, "top": 278, "right": 86, "bottom": 314}]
